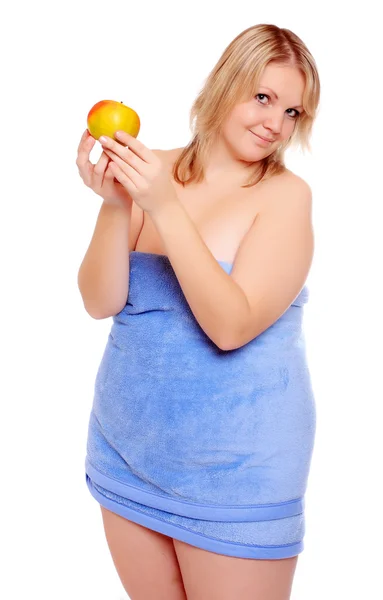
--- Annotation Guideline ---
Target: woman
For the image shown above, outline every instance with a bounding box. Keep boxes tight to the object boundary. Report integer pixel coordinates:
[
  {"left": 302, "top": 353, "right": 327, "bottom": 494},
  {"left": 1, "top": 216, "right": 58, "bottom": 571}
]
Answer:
[{"left": 77, "top": 22, "right": 320, "bottom": 600}]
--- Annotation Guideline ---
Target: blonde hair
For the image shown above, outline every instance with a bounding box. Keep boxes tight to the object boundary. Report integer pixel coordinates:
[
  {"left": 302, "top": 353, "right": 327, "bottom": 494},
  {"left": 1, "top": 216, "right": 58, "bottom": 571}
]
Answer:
[{"left": 173, "top": 24, "right": 321, "bottom": 188}]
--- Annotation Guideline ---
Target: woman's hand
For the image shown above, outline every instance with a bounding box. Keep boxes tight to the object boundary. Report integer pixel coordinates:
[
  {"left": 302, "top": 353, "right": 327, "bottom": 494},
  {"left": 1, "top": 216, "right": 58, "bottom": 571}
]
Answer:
[
  {"left": 76, "top": 129, "right": 133, "bottom": 210},
  {"left": 99, "top": 130, "right": 178, "bottom": 216}
]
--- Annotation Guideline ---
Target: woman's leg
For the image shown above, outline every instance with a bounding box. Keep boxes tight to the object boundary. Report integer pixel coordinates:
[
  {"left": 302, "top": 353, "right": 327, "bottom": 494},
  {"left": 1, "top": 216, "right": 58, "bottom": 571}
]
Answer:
[
  {"left": 173, "top": 538, "right": 298, "bottom": 600},
  {"left": 100, "top": 506, "right": 187, "bottom": 600}
]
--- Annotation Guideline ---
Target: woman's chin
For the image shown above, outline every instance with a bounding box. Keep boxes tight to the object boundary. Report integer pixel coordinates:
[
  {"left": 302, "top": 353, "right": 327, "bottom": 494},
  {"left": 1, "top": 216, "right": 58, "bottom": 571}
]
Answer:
[{"left": 239, "top": 147, "right": 270, "bottom": 163}]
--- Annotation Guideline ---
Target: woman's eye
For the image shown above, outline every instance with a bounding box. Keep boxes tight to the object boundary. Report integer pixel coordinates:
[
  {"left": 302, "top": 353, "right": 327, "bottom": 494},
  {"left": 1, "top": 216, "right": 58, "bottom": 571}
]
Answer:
[
  {"left": 287, "top": 109, "right": 301, "bottom": 119},
  {"left": 256, "top": 94, "right": 269, "bottom": 104}
]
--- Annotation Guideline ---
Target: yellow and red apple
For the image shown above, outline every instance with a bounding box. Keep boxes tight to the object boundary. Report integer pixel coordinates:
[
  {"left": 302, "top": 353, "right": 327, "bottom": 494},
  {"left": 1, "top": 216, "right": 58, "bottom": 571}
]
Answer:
[{"left": 87, "top": 100, "right": 140, "bottom": 141}]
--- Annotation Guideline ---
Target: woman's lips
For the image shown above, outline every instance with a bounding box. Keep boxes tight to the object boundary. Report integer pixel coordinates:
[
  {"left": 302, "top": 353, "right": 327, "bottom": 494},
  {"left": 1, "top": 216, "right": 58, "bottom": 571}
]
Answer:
[{"left": 251, "top": 131, "right": 274, "bottom": 144}]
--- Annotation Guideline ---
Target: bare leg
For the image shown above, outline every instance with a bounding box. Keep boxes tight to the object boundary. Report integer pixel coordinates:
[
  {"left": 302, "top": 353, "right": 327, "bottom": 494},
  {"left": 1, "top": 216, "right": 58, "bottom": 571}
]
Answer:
[
  {"left": 100, "top": 506, "right": 187, "bottom": 600},
  {"left": 173, "top": 538, "right": 298, "bottom": 600}
]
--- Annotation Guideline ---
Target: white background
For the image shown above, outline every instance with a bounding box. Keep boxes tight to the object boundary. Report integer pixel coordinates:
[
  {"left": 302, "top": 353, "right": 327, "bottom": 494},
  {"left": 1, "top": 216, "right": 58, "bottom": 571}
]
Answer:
[{"left": 2, "top": 1, "right": 382, "bottom": 598}]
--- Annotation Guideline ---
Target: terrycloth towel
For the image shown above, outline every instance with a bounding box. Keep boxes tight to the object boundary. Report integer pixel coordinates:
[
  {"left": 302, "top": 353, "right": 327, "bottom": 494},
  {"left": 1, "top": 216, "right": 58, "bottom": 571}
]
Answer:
[{"left": 85, "top": 250, "right": 316, "bottom": 559}]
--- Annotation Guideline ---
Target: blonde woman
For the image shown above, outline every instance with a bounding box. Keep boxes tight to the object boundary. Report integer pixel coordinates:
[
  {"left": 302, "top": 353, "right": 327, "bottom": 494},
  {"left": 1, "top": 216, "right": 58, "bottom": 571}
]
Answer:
[{"left": 77, "top": 23, "right": 320, "bottom": 600}]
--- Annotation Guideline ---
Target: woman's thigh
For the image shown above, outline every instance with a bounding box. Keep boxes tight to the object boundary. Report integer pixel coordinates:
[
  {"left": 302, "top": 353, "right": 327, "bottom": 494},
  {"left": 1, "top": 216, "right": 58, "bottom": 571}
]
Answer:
[
  {"left": 173, "top": 538, "right": 298, "bottom": 600},
  {"left": 100, "top": 506, "right": 187, "bottom": 600}
]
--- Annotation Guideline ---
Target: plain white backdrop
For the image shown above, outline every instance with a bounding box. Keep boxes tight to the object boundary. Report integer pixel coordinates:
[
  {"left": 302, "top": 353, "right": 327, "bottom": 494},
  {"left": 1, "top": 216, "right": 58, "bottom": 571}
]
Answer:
[{"left": 2, "top": 1, "right": 382, "bottom": 598}]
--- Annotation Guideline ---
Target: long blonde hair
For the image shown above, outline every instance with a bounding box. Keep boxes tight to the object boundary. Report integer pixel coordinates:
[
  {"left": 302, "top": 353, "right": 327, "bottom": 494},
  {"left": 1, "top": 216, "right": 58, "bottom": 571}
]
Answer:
[{"left": 173, "top": 24, "right": 321, "bottom": 188}]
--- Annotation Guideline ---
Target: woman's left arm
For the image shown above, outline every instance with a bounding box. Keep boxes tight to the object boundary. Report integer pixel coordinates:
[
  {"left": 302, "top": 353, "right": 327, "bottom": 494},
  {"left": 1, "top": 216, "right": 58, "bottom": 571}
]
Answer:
[
  {"left": 151, "top": 178, "right": 313, "bottom": 352},
  {"left": 150, "top": 200, "right": 251, "bottom": 350}
]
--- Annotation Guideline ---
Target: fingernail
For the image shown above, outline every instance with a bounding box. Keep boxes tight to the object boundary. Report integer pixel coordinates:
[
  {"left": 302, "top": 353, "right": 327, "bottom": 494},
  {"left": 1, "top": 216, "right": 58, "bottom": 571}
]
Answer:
[{"left": 99, "top": 136, "right": 108, "bottom": 144}]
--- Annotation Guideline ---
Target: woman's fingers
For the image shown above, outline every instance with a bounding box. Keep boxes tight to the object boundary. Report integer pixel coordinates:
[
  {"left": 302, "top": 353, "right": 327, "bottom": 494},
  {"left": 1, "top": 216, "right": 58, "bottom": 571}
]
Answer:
[
  {"left": 93, "top": 151, "right": 110, "bottom": 188},
  {"left": 76, "top": 129, "right": 95, "bottom": 162},
  {"left": 77, "top": 129, "right": 110, "bottom": 190},
  {"left": 77, "top": 129, "right": 122, "bottom": 191},
  {"left": 114, "top": 130, "right": 152, "bottom": 162},
  {"left": 102, "top": 148, "right": 141, "bottom": 188},
  {"left": 76, "top": 131, "right": 97, "bottom": 185},
  {"left": 76, "top": 129, "right": 90, "bottom": 154},
  {"left": 104, "top": 162, "right": 115, "bottom": 181}
]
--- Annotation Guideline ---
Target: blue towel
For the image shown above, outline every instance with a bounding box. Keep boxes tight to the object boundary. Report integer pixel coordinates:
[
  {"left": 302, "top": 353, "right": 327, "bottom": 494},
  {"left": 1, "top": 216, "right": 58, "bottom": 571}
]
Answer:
[{"left": 85, "top": 250, "right": 316, "bottom": 559}]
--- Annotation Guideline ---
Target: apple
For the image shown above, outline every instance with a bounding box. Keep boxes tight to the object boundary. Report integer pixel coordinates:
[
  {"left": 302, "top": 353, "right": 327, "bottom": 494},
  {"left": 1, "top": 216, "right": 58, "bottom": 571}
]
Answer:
[{"left": 87, "top": 100, "right": 140, "bottom": 141}]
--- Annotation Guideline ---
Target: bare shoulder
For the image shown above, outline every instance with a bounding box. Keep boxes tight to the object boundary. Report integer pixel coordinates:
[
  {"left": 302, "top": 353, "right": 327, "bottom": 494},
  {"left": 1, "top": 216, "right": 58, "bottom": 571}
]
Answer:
[
  {"left": 284, "top": 168, "right": 312, "bottom": 194},
  {"left": 264, "top": 168, "right": 312, "bottom": 201},
  {"left": 152, "top": 148, "right": 184, "bottom": 169},
  {"left": 256, "top": 169, "right": 312, "bottom": 222}
]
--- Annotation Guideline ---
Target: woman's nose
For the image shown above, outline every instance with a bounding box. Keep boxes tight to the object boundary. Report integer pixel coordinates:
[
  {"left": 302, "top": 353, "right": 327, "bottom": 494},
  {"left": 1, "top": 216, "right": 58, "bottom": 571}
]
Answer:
[{"left": 263, "top": 111, "right": 285, "bottom": 135}]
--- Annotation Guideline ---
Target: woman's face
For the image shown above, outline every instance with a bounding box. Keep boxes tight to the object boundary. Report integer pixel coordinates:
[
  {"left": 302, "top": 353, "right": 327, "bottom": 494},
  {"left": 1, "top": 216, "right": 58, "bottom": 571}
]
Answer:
[{"left": 220, "top": 63, "right": 305, "bottom": 162}]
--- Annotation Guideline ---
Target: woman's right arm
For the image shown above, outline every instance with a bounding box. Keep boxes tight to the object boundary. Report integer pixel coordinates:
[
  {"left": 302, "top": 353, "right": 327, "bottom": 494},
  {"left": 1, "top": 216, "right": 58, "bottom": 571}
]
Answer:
[{"left": 77, "top": 200, "right": 144, "bottom": 319}]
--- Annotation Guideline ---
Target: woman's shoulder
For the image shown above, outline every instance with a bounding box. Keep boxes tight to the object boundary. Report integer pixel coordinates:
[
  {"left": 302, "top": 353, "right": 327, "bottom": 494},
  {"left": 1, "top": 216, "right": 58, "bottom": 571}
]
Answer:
[
  {"left": 255, "top": 169, "right": 312, "bottom": 219},
  {"left": 267, "top": 167, "right": 310, "bottom": 187},
  {"left": 151, "top": 150, "right": 311, "bottom": 197},
  {"left": 152, "top": 147, "right": 184, "bottom": 165},
  {"left": 263, "top": 169, "right": 312, "bottom": 202}
]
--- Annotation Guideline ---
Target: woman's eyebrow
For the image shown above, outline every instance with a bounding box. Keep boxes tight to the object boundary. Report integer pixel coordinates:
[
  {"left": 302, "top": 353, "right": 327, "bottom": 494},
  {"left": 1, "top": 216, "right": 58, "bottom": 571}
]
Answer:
[{"left": 261, "top": 86, "right": 303, "bottom": 109}]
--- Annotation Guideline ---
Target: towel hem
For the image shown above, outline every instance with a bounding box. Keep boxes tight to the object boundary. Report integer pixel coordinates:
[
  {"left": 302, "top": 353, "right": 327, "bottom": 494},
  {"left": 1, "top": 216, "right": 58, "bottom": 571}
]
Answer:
[
  {"left": 86, "top": 474, "right": 303, "bottom": 559},
  {"left": 85, "top": 458, "right": 304, "bottom": 522}
]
